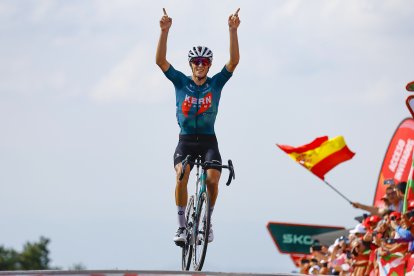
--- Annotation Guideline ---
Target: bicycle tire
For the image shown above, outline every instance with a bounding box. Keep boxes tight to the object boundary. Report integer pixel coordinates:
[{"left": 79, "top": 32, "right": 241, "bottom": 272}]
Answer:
[
  {"left": 182, "top": 196, "right": 194, "bottom": 271},
  {"left": 192, "top": 191, "right": 210, "bottom": 271}
]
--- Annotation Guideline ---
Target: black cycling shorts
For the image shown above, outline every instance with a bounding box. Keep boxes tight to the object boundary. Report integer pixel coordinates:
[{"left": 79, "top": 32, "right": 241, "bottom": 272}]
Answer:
[{"left": 173, "top": 134, "right": 222, "bottom": 172}]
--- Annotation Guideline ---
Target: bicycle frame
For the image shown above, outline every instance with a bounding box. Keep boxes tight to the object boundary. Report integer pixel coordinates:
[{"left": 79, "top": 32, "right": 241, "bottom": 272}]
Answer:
[
  {"left": 179, "top": 155, "right": 235, "bottom": 271},
  {"left": 195, "top": 162, "right": 207, "bottom": 211},
  {"left": 188, "top": 160, "right": 208, "bottom": 246}
]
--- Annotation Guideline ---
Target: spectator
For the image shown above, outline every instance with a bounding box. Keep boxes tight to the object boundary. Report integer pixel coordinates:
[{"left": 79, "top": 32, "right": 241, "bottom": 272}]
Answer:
[
  {"left": 296, "top": 182, "right": 414, "bottom": 274},
  {"left": 299, "top": 258, "right": 310, "bottom": 275},
  {"left": 350, "top": 238, "right": 370, "bottom": 275},
  {"left": 396, "top": 181, "right": 407, "bottom": 198},
  {"left": 349, "top": 223, "right": 367, "bottom": 243},
  {"left": 319, "top": 259, "right": 329, "bottom": 275},
  {"left": 310, "top": 243, "right": 329, "bottom": 263},
  {"left": 308, "top": 264, "right": 320, "bottom": 275},
  {"left": 339, "top": 263, "right": 351, "bottom": 276},
  {"left": 352, "top": 185, "right": 403, "bottom": 216},
  {"left": 329, "top": 236, "right": 350, "bottom": 275},
  {"left": 362, "top": 215, "right": 381, "bottom": 232}
]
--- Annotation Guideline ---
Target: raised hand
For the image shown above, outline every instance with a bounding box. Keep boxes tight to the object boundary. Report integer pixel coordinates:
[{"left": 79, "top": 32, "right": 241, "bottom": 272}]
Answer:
[
  {"left": 160, "top": 8, "right": 172, "bottom": 31},
  {"left": 228, "top": 8, "right": 240, "bottom": 30}
]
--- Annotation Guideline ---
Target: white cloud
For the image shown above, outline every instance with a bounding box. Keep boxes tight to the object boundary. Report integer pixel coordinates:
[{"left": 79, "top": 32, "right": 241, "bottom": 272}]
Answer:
[{"left": 90, "top": 42, "right": 172, "bottom": 103}]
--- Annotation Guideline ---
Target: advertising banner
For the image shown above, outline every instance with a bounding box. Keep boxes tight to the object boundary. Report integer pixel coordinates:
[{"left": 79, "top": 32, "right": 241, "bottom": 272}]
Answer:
[
  {"left": 373, "top": 118, "right": 414, "bottom": 207},
  {"left": 267, "top": 222, "right": 344, "bottom": 255}
]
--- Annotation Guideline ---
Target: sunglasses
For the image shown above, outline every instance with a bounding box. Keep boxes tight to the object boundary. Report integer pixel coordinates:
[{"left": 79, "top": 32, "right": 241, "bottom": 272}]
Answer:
[{"left": 191, "top": 58, "right": 211, "bottom": 66}]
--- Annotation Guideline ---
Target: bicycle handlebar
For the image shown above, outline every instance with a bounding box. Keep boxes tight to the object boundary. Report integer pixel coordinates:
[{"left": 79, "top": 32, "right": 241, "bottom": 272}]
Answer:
[{"left": 179, "top": 155, "right": 236, "bottom": 186}]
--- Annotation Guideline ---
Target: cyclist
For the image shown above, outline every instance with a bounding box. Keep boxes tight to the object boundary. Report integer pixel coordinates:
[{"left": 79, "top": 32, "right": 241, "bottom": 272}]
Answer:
[{"left": 156, "top": 8, "right": 240, "bottom": 245}]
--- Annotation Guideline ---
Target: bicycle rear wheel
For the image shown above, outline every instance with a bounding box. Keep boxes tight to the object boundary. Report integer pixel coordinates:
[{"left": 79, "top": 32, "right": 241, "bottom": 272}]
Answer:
[
  {"left": 181, "top": 196, "right": 194, "bottom": 271},
  {"left": 193, "top": 191, "right": 210, "bottom": 271}
]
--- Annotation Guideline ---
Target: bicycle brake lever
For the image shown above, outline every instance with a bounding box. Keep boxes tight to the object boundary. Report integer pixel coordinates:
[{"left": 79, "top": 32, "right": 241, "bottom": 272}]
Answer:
[{"left": 226, "top": 159, "right": 235, "bottom": 186}]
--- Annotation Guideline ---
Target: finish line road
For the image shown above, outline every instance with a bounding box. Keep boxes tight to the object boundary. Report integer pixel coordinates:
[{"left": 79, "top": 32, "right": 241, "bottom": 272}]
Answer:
[{"left": 0, "top": 270, "right": 298, "bottom": 276}]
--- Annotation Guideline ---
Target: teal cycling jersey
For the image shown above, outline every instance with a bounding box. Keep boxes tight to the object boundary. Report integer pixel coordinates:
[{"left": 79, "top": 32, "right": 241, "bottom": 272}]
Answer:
[{"left": 164, "top": 65, "right": 233, "bottom": 135}]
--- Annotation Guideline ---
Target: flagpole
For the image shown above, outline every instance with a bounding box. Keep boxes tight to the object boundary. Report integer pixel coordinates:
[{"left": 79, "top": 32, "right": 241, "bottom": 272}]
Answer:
[{"left": 323, "top": 180, "right": 352, "bottom": 204}]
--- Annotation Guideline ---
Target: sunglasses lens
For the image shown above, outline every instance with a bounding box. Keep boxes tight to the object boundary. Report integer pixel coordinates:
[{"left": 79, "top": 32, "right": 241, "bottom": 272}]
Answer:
[{"left": 192, "top": 58, "right": 210, "bottom": 66}]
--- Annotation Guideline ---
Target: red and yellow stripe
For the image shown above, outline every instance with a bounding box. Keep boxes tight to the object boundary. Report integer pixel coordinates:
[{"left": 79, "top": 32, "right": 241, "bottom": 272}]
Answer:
[{"left": 277, "top": 136, "right": 355, "bottom": 180}]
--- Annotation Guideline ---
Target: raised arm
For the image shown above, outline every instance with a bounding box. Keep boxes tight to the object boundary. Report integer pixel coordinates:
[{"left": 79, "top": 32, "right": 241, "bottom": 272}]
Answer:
[
  {"left": 156, "top": 8, "right": 172, "bottom": 72},
  {"left": 226, "top": 8, "right": 241, "bottom": 73},
  {"left": 351, "top": 202, "right": 382, "bottom": 216}
]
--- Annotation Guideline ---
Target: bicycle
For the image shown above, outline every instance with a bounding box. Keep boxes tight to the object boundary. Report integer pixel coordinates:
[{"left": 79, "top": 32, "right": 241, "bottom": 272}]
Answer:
[{"left": 178, "top": 155, "right": 235, "bottom": 271}]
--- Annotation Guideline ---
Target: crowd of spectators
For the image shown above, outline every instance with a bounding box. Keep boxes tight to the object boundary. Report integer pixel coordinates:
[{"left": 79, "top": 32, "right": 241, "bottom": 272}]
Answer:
[{"left": 298, "top": 181, "right": 414, "bottom": 275}]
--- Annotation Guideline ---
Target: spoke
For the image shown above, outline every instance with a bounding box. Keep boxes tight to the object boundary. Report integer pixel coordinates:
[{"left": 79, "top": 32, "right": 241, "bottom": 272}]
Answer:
[{"left": 193, "top": 192, "right": 210, "bottom": 271}]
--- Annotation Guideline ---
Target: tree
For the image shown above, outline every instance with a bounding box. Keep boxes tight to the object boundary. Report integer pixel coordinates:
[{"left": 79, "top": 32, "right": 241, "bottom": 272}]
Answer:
[
  {"left": 0, "top": 237, "right": 51, "bottom": 270},
  {"left": 0, "top": 247, "right": 19, "bottom": 270}
]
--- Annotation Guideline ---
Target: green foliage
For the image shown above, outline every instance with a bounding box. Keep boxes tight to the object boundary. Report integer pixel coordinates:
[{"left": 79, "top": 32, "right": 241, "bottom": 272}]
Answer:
[
  {"left": 0, "top": 237, "right": 51, "bottom": 271},
  {"left": 0, "top": 247, "right": 19, "bottom": 270}
]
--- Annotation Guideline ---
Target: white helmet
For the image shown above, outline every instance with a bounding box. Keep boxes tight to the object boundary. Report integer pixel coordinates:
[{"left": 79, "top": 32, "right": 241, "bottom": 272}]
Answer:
[{"left": 188, "top": 46, "right": 213, "bottom": 62}]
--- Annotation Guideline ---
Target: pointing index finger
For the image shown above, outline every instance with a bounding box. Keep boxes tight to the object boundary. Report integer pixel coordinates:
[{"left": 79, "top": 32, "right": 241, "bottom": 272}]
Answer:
[
  {"left": 163, "top": 8, "right": 168, "bottom": 16},
  {"left": 234, "top": 8, "right": 240, "bottom": 16}
]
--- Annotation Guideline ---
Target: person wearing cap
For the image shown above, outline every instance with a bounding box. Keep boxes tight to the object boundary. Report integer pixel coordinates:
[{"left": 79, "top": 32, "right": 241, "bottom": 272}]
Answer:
[
  {"left": 376, "top": 211, "right": 410, "bottom": 266},
  {"left": 349, "top": 238, "right": 370, "bottom": 276},
  {"left": 396, "top": 217, "right": 414, "bottom": 245},
  {"left": 350, "top": 223, "right": 367, "bottom": 236},
  {"left": 360, "top": 218, "right": 382, "bottom": 275},
  {"left": 392, "top": 205, "right": 414, "bottom": 253},
  {"left": 390, "top": 211, "right": 402, "bottom": 222},
  {"left": 389, "top": 211, "right": 404, "bottom": 239},
  {"left": 349, "top": 223, "right": 368, "bottom": 247},
  {"left": 329, "top": 236, "right": 350, "bottom": 275},
  {"left": 362, "top": 215, "right": 381, "bottom": 232},
  {"left": 352, "top": 186, "right": 403, "bottom": 216},
  {"left": 308, "top": 264, "right": 320, "bottom": 275}
]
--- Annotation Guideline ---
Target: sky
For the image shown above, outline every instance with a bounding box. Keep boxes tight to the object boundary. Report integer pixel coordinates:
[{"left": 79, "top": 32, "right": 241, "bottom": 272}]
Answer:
[{"left": 1, "top": 0, "right": 414, "bottom": 273}]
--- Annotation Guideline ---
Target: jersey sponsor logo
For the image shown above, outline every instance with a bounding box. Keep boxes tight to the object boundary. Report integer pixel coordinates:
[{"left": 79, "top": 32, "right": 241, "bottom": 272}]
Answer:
[{"left": 181, "top": 92, "right": 212, "bottom": 117}]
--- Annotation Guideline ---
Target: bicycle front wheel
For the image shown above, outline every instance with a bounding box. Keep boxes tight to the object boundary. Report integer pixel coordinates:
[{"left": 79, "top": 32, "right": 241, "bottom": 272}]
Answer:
[
  {"left": 182, "top": 195, "right": 194, "bottom": 271},
  {"left": 193, "top": 191, "right": 210, "bottom": 271}
]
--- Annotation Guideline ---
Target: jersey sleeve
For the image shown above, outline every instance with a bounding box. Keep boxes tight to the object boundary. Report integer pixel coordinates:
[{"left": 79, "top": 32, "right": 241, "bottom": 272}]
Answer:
[
  {"left": 212, "top": 66, "right": 233, "bottom": 88},
  {"left": 163, "top": 65, "right": 186, "bottom": 88}
]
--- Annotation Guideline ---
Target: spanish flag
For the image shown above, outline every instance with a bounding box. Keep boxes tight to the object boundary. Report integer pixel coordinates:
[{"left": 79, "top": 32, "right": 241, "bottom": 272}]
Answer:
[{"left": 277, "top": 136, "right": 355, "bottom": 180}]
